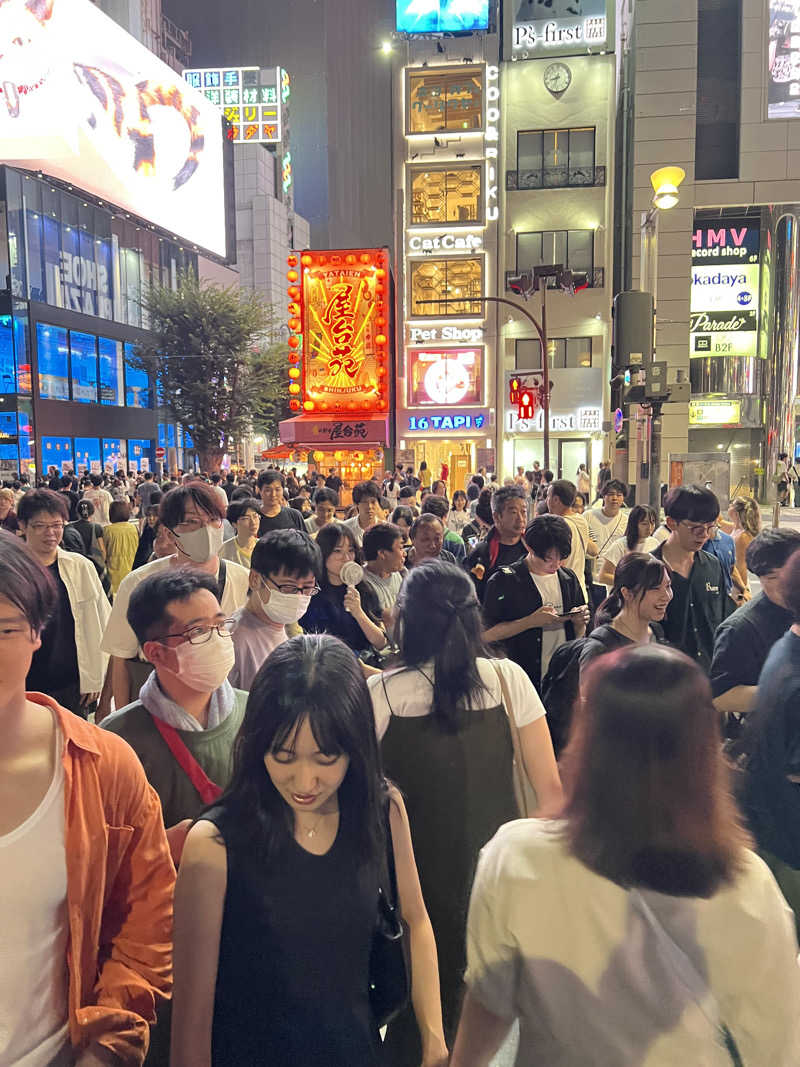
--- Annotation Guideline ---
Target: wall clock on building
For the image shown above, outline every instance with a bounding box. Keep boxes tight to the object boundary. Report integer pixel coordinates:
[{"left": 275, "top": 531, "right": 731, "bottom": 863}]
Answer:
[{"left": 543, "top": 62, "right": 572, "bottom": 97}]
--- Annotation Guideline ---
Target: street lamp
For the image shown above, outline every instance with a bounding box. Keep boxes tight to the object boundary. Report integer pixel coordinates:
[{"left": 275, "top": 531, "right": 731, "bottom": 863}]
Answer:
[
  {"left": 381, "top": 40, "right": 393, "bottom": 55},
  {"left": 639, "top": 164, "right": 685, "bottom": 510}
]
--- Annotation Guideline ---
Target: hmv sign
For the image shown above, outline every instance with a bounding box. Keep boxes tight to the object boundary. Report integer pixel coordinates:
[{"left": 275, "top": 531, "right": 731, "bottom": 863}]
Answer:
[{"left": 691, "top": 223, "right": 760, "bottom": 265}]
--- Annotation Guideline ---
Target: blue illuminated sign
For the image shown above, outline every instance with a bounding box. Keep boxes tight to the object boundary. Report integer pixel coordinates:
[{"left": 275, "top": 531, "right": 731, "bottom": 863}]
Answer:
[
  {"left": 396, "top": 0, "right": 490, "bottom": 34},
  {"left": 407, "top": 413, "right": 485, "bottom": 431}
]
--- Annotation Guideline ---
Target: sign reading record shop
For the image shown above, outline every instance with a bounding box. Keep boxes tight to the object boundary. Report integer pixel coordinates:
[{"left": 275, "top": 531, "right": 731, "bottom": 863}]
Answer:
[{"left": 690, "top": 221, "right": 761, "bottom": 361}]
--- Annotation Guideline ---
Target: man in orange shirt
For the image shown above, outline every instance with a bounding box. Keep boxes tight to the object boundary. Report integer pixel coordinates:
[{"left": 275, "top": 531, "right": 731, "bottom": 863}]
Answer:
[{"left": 0, "top": 531, "right": 174, "bottom": 1066}]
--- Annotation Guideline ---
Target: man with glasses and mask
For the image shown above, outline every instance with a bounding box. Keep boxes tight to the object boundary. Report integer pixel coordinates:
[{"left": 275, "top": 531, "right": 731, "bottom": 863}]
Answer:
[
  {"left": 229, "top": 530, "right": 322, "bottom": 691},
  {"left": 18, "top": 489, "right": 111, "bottom": 716},
  {"left": 652, "top": 484, "right": 726, "bottom": 671},
  {"left": 100, "top": 483, "right": 250, "bottom": 716}
]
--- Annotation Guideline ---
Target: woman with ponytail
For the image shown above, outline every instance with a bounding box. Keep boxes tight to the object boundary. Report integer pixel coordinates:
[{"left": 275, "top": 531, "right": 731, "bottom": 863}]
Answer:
[
  {"left": 727, "top": 496, "right": 762, "bottom": 601},
  {"left": 368, "top": 560, "right": 561, "bottom": 1064},
  {"left": 580, "top": 552, "right": 672, "bottom": 668}
]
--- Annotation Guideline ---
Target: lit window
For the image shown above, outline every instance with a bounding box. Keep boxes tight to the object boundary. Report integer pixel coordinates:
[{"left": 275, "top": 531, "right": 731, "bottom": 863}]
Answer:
[
  {"left": 410, "top": 166, "right": 482, "bottom": 225},
  {"left": 409, "top": 257, "right": 483, "bottom": 318},
  {"left": 407, "top": 68, "right": 483, "bottom": 134}
]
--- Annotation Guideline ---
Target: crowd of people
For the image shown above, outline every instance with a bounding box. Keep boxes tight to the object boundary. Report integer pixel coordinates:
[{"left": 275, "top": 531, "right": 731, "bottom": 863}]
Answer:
[{"left": 2, "top": 458, "right": 800, "bottom": 1066}]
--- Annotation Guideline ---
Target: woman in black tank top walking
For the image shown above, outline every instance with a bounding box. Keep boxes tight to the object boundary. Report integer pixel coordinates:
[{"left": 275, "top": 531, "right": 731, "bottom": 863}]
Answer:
[{"left": 170, "top": 633, "right": 448, "bottom": 1067}]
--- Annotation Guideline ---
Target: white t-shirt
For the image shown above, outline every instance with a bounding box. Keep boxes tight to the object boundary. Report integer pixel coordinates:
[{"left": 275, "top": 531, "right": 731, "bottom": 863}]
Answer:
[
  {"left": 100, "top": 554, "right": 250, "bottom": 659},
  {"left": 360, "top": 568, "right": 404, "bottom": 613},
  {"left": 0, "top": 713, "right": 71, "bottom": 1067},
  {"left": 466, "top": 820, "right": 800, "bottom": 1067},
  {"left": 562, "top": 512, "right": 590, "bottom": 596},
  {"left": 369, "top": 656, "right": 546, "bottom": 740},
  {"left": 342, "top": 513, "right": 371, "bottom": 548},
  {"left": 599, "top": 534, "right": 661, "bottom": 572},
  {"left": 586, "top": 507, "right": 629, "bottom": 578},
  {"left": 530, "top": 571, "right": 566, "bottom": 675}
]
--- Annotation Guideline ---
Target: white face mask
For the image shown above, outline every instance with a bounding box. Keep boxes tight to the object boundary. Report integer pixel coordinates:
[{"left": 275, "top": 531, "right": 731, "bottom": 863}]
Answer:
[
  {"left": 175, "top": 522, "right": 225, "bottom": 563},
  {"left": 168, "top": 630, "right": 235, "bottom": 692},
  {"left": 257, "top": 582, "right": 311, "bottom": 625}
]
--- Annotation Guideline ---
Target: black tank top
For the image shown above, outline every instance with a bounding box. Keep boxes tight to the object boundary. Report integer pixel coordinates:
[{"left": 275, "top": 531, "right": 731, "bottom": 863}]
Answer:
[{"left": 204, "top": 805, "right": 383, "bottom": 1066}]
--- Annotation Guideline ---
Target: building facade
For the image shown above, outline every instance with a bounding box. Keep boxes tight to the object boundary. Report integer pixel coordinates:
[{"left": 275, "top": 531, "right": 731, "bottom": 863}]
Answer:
[{"left": 618, "top": 0, "right": 800, "bottom": 498}]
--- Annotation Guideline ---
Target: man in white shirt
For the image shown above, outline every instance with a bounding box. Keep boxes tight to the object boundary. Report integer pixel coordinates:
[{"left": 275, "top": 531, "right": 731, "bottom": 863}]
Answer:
[
  {"left": 586, "top": 479, "right": 629, "bottom": 607},
  {"left": 361, "top": 522, "right": 407, "bottom": 625},
  {"left": 99, "top": 482, "right": 249, "bottom": 716},
  {"left": 546, "top": 479, "right": 597, "bottom": 598},
  {"left": 343, "top": 479, "right": 382, "bottom": 547},
  {"left": 82, "top": 474, "right": 113, "bottom": 525}
]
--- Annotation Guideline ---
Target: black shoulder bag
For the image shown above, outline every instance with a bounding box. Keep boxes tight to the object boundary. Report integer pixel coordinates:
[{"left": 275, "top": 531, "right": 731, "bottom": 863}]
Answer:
[{"left": 368, "top": 799, "right": 410, "bottom": 1027}]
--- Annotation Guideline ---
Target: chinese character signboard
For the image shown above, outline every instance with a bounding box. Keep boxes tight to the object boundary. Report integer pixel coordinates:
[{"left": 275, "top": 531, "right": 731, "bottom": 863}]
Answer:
[
  {"left": 288, "top": 249, "right": 391, "bottom": 415},
  {"left": 690, "top": 221, "right": 761, "bottom": 360},
  {"left": 512, "top": 0, "right": 608, "bottom": 57},
  {"left": 183, "top": 65, "right": 286, "bottom": 143}
]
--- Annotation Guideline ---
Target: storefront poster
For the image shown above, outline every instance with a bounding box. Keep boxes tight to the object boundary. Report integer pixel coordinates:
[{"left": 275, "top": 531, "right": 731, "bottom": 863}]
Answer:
[{"left": 407, "top": 347, "right": 483, "bottom": 407}]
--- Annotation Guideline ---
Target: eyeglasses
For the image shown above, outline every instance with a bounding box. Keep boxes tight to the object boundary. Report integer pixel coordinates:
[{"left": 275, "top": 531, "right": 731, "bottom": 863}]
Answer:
[
  {"left": 28, "top": 521, "right": 65, "bottom": 534},
  {"left": 173, "top": 517, "right": 222, "bottom": 534},
  {"left": 262, "top": 577, "right": 319, "bottom": 597},
  {"left": 160, "top": 620, "right": 237, "bottom": 645},
  {"left": 680, "top": 521, "right": 717, "bottom": 536}
]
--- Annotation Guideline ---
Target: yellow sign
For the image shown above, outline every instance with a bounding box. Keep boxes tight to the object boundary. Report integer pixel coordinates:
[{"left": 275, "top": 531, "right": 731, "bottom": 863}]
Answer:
[{"left": 688, "top": 399, "right": 741, "bottom": 426}]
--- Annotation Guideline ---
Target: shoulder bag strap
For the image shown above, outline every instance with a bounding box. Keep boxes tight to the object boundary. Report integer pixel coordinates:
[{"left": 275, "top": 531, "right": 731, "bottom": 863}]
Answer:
[
  {"left": 630, "top": 890, "right": 743, "bottom": 1066},
  {"left": 216, "top": 558, "right": 227, "bottom": 603},
  {"left": 152, "top": 717, "right": 223, "bottom": 806},
  {"left": 491, "top": 660, "right": 536, "bottom": 817}
]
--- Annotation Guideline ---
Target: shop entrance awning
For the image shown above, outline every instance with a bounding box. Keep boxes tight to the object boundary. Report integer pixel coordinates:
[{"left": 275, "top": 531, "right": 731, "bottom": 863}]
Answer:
[{"left": 279, "top": 414, "right": 389, "bottom": 447}]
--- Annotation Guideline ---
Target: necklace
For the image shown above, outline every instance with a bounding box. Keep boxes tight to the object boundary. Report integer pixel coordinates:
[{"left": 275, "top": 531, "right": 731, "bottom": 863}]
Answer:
[{"left": 301, "top": 809, "right": 339, "bottom": 839}]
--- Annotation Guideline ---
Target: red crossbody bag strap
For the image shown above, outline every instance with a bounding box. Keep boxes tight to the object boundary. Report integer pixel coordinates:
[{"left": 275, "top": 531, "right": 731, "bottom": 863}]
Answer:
[{"left": 152, "top": 717, "right": 223, "bottom": 805}]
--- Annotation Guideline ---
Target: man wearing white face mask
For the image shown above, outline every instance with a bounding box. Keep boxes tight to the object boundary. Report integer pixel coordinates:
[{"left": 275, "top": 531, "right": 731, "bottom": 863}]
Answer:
[
  {"left": 99, "top": 484, "right": 250, "bottom": 716},
  {"left": 102, "top": 568, "right": 246, "bottom": 834},
  {"left": 229, "top": 529, "right": 322, "bottom": 691}
]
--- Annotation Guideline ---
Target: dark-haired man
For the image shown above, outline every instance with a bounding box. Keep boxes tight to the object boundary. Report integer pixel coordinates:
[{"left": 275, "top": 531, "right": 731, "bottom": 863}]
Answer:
[
  {"left": 586, "top": 478, "right": 629, "bottom": 605},
  {"left": 257, "top": 470, "right": 306, "bottom": 532},
  {"left": 103, "top": 568, "right": 246, "bottom": 832},
  {"left": 652, "top": 484, "right": 725, "bottom": 671},
  {"left": 421, "top": 494, "right": 466, "bottom": 563},
  {"left": 464, "top": 485, "right": 528, "bottom": 603},
  {"left": 362, "top": 522, "right": 406, "bottom": 617},
  {"left": 343, "top": 479, "right": 382, "bottom": 547},
  {"left": 546, "top": 478, "right": 596, "bottom": 599},
  {"left": 100, "top": 483, "right": 249, "bottom": 714},
  {"left": 711, "top": 528, "right": 800, "bottom": 715},
  {"left": 229, "top": 530, "right": 322, "bottom": 691},
  {"left": 305, "top": 486, "right": 338, "bottom": 535},
  {"left": 483, "top": 514, "right": 588, "bottom": 692}
]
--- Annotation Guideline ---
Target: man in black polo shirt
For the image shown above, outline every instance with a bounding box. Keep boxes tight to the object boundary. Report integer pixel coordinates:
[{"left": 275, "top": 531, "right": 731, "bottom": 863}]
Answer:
[
  {"left": 483, "top": 514, "right": 589, "bottom": 693},
  {"left": 258, "top": 470, "right": 305, "bottom": 532},
  {"left": 652, "top": 484, "right": 725, "bottom": 672},
  {"left": 711, "top": 528, "right": 800, "bottom": 714},
  {"left": 464, "top": 485, "right": 528, "bottom": 603}
]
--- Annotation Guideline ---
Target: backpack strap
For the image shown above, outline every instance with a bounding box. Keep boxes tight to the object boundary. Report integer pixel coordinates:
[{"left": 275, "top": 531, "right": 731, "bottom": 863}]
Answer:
[{"left": 152, "top": 717, "right": 222, "bottom": 805}]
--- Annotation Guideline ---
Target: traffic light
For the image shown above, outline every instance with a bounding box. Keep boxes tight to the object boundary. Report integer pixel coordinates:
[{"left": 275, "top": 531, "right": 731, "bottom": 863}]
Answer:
[
  {"left": 507, "top": 271, "right": 536, "bottom": 300},
  {"left": 557, "top": 269, "right": 589, "bottom": 294},
  {"left": 612, "top": 291, "right": 654, "bottom": 372},
  {"left": 509, "top": 376, "right": 521, "bottom": 404},
  {"left": 518, "top": 389, "right": 537, "bottom": 420}
]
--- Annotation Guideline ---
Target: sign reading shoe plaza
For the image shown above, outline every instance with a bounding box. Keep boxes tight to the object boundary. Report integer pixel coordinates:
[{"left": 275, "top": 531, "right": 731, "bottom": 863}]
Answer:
[
  {"left": 690, "top": 221, "right": 762, "bottom": 360},
  {"left": 512, "top": 0, "right": 608, "bottom": 56}
]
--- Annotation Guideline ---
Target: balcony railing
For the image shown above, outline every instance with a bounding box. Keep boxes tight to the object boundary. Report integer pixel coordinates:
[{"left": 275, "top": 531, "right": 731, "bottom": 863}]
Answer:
[
  {"left": 506, "top": 165, "right": 606, "bottom": 191},
  {"left": 505, "top": 268, "right": 605, "bottom": 291}
]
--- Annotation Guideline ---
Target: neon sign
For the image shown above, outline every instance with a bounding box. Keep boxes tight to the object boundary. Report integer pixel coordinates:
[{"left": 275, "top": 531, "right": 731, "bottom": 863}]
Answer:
[
  {"left": 407, "top": 232, "right": 483, "bottom": 253},
  {"left": 408, "top": 413, "right": 486, "bottom": 431},
  {"left": 513, "top": 0, "right": 607, "bottom": 55},
  {"left": 183, "top": 65, "right": 284, "bottom": 143},
  {"left": 486, "top": 65, "right": 499, "bottom": 221},
  {"left": 408, "top": 347, "right": 483, "bottom": 407}
]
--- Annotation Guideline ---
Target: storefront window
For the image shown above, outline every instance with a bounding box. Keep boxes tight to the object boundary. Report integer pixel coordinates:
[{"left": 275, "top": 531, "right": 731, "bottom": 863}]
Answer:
[
  {"left": 516, "top": 229, "right": 594, "bottom": 278},
  {"left": 74, "top": 437, "right": 101, "bottom": 475},
  {"left": 407, "top": 68, "right": 483, "bottom": 134},
  {"left": 5, "top": 169, "right": 27, "bottom": 300},
  {"left": 42, "top": 435, "right": 73, "bottom": 475},
  {"left": 409, "top": 166, "right": 482, "bottom": 225},
  {"left": 0, "top": 410, "right": 18, "bottom": 473},
  {"left": 37, "top": 324, "right": 69, "bottom": 400},
  {"left": 516, "top": 128, "right": 596, "bottom": 187},
  {"left": 98, "top": 336, "right": 124, "bottom": 406},
  {"left": 0, "top": 315, "right": 16, "bottom": 393},
  {"left": 127, "top": 438, "right": 153, "bottom": 473},
  {"left": 515, "top": 337, "right": 593, "bottom": 370},
  {"left": 17, "top": 402, "right": 34, "bottom": 469},
  {"left": 103, "top": 438, "right": 126, "bottom": 472},
  {"left": 124, "top": 342, "right": 152, "bottom": 408},
  {"left": 70, "top": 331, "right": 98, "bottom": 404},
  {"left": 409, "top": 257, "right": 483, "bottom": 317}
]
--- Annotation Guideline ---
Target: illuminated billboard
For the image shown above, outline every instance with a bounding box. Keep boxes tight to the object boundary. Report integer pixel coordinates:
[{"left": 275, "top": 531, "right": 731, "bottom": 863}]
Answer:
[
  {"left": 690, "top": 221, "right": 761, "bottom": 360},
  {"left": 513, "top": 0, "right": 607, "bottom": 55},
  {"left": 183, "top": 66, "right": 288, "bottom": 144},
  {"left": 397, "top": 0, "right": 490, "bottom": 34},
  {"left": 768, "top": 0, "right": 800, "bottom": 118},
  {"left": 0, "top": 0, "right": 226, "bottom": 258},
  {"left": 288, "top": 250, "right": 391, "bottom": 415},
  {"left": 407, "top": 347, "right": 483, "bottom": 406}
]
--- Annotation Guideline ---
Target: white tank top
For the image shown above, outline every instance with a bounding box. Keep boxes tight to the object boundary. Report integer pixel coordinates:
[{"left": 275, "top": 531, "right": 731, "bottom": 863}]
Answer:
[{"left": 0, "top": 712, "right": 71, "bottom": 1067}]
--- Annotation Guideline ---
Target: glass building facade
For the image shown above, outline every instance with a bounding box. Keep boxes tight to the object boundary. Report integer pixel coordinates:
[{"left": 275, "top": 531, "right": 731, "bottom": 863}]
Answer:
[{"left": 0, "top": 167, "right": 199, "bottom": 476}]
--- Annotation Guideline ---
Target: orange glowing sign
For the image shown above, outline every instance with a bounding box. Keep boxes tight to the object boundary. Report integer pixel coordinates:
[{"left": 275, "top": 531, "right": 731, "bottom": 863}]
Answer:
[{"left": 288, "top": 249, "right": 390, "bottom": 414}]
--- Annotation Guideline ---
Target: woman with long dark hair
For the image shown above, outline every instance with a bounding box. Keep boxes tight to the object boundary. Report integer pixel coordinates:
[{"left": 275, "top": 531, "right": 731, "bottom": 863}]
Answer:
[
  {"left": 597, "top": 504, "right": 658, "bottom": 587},
  {"left": 299, "top": 522, "right": 386, "bottom": 654},
  {"left": 171, "top": 634, "right": 448, "bottom": 1067},
  {"left": 369, "top": 561, "right": 562, "bottom": 1061},
  {"left": 580, "top": 552, "right": 672, "bottom": 667},
  {"left": 452, "top": 645, "right": 800, "bottom": 1066}
]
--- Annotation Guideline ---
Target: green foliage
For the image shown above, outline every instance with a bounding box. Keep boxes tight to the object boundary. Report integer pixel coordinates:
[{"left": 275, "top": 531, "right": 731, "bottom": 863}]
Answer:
[{"left": 130, "top": 272, "right": 289, "bottom": 469}]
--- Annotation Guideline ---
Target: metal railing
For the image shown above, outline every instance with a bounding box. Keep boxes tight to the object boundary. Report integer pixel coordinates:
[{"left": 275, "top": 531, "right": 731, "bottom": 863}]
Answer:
[
  {"left": 506, "top": 165, "right": 606, "bottom": 191},
  {"left": 505, "top": 267, "right": 605, "bottom": 291}
]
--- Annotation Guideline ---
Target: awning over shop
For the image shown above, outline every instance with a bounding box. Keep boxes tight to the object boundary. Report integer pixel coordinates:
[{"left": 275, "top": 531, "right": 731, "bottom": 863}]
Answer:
[{"left": 279, "top": 414, "right": 390, "bottom": 447}]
